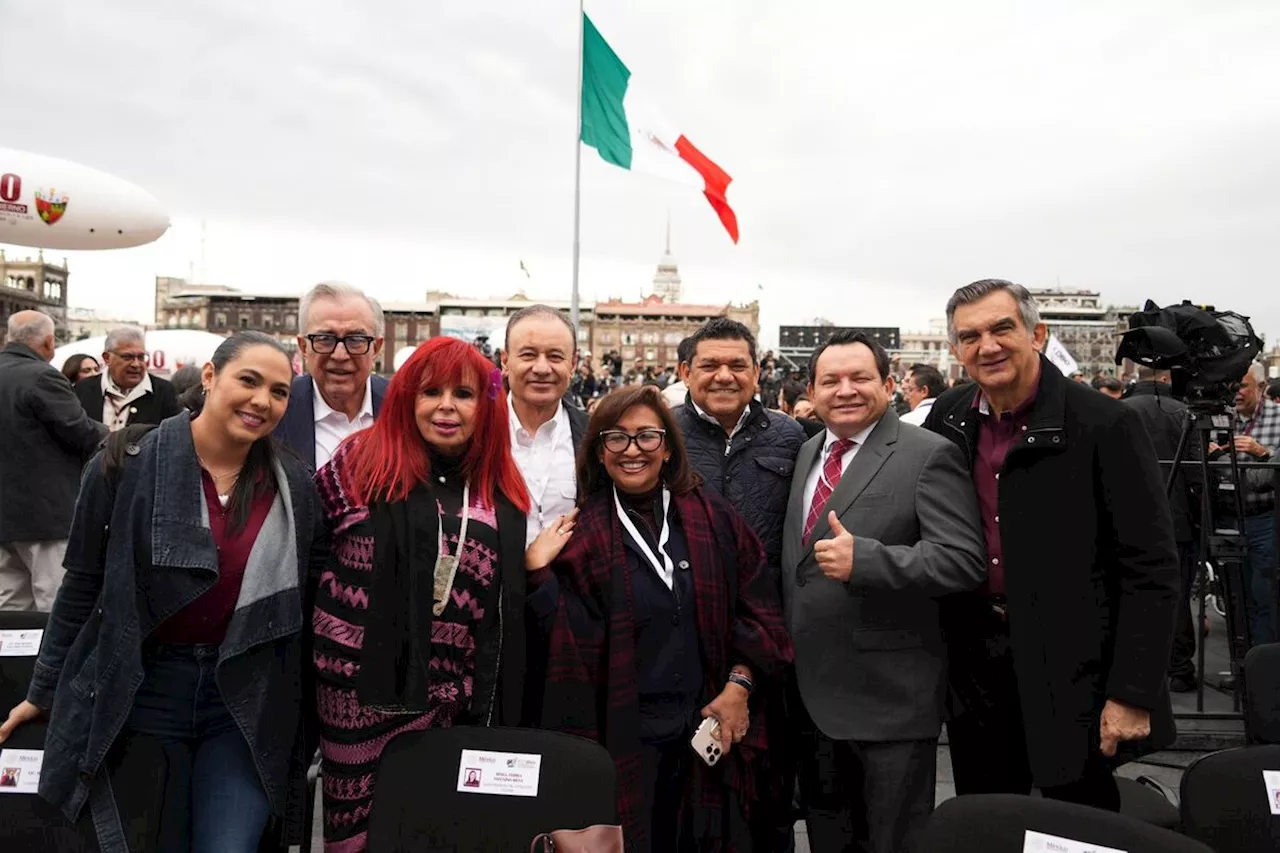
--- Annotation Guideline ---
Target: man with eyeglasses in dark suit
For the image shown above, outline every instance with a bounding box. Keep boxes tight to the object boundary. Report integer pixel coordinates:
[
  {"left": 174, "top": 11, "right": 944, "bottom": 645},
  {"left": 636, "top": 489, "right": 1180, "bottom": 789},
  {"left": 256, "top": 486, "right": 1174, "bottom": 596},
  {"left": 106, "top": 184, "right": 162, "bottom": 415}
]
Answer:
[
  {"left": 73, "top": 325, "right": 182, "bottom": 431},
  {"left": 274, "top": 281, "right": 389, "bottom": 471}
]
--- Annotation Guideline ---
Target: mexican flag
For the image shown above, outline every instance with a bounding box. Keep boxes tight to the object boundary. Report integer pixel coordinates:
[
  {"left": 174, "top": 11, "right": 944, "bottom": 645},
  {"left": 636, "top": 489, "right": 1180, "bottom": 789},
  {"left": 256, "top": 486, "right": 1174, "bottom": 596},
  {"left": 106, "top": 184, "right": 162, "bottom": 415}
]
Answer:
[{"left": 580, "top": 13, "right": 740, "bottom": 243}]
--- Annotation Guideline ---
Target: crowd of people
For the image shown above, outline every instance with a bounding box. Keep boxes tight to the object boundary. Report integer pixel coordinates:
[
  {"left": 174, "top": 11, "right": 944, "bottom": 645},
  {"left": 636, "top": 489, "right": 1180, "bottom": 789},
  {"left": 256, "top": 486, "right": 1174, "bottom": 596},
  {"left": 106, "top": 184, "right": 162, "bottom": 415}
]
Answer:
[{"left": 0, "top": 277, "right": 1272, "bottom": 853}]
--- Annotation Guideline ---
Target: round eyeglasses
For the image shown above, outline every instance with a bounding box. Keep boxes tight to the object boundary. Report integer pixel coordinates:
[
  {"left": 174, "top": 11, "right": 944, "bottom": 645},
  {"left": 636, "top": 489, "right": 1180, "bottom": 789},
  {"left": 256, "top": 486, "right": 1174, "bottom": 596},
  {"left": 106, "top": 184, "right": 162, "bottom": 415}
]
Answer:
[
  {"left": 600, "top": 428, "right": 666, "bottom": 453},
  {"left": 305, "top": 333, "right": 376, "bottom": 355}
]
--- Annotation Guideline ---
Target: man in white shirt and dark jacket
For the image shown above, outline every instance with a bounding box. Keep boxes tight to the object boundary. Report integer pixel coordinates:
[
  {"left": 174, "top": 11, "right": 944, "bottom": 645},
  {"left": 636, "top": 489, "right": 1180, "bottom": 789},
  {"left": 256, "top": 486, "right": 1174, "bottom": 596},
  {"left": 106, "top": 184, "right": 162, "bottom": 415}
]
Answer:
[{"left": 504, "top": 305, "right": 588, "bottom": 729}]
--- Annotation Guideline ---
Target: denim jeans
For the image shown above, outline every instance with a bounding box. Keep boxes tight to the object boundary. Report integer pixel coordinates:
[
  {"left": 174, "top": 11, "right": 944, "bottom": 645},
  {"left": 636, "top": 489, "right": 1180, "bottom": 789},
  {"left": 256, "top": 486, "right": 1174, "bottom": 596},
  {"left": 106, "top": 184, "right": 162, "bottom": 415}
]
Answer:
[
  {"left": 1241, "top": 513, "right": 1278, "bottom": 647},
  {"left": 120, "top": 642, "right": 271, "bottom": 853}
]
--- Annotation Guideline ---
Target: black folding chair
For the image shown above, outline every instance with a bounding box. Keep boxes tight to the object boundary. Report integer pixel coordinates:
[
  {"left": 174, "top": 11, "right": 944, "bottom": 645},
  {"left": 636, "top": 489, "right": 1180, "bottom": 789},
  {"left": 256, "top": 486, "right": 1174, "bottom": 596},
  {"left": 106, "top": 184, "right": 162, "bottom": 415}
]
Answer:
[
  {"left": 366, "top": 726, "right": 618, "bottom": 852},
  {"left": 919, "top": 794, "right": 1213, "bottom": 853},
  {"left": 1180, "top": 743, "right": 1280, "bottom": 853},
  {"left": 0, "top": 610, "right": 97, "bottom": 853},
  {"left": 1116, "top": 774, "right": 1181, "bottom": 830},
  {"left": 0, "top": 612, "right": 292, "bottom": 853},
  {"left": 1244, "top": 642, "right": 1280, "bottom": 743}
]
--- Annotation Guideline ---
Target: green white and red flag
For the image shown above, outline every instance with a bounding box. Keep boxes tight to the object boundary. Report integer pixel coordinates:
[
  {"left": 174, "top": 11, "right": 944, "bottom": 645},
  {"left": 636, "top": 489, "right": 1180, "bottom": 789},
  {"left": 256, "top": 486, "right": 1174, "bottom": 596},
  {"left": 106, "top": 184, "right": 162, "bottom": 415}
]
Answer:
[{"left": 579, "top": 13, "right": 740, "bottom": 243}]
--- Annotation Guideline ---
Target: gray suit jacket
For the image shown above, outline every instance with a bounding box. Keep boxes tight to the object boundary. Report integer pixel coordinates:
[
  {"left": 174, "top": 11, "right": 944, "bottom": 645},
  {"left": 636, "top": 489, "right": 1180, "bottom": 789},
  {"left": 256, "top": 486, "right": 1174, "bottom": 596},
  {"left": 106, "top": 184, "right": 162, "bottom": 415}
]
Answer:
[{"left": 781, "top": 409, "right": 986, "bottom": 742}]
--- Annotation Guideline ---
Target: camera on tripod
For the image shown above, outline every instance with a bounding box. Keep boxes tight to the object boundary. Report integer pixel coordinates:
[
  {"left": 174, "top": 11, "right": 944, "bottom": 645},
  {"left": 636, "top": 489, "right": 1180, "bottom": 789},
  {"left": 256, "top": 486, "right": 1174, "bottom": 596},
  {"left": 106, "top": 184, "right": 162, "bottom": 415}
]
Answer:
[
  {"left": 1114, "top": 299, "right": 1262, "bottom": 411},
  {"left": 1114, "top": 299, "right": 1266, "bottom": 699}
]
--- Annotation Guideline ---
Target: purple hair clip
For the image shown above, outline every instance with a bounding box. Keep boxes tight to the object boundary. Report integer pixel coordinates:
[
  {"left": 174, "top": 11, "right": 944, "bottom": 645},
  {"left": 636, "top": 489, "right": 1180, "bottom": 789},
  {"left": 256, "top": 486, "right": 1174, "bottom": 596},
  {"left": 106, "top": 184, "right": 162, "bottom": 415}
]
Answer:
[{"left": 488, "top": 367, "right": 503, "bottom": 400}]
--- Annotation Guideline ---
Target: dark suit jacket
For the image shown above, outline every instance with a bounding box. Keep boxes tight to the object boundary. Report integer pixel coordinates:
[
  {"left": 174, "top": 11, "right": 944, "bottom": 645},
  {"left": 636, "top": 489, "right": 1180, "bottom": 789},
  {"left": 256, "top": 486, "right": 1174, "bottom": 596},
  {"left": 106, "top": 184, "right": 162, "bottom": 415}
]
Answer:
[
  {"left": 273, "top": 374, "right": 390, "bottom": 471},
  {"left": 796, "top": 416, "right": 826, "bottom": 440},
  {"left": 565, "top": 403, "right": 588, "bottom": 453},
  {"left": 73, "top": 374, "right": 182, "bottom": 429},
  {"left": 781, "top": 409, "right": 987, "bottom": 743}
]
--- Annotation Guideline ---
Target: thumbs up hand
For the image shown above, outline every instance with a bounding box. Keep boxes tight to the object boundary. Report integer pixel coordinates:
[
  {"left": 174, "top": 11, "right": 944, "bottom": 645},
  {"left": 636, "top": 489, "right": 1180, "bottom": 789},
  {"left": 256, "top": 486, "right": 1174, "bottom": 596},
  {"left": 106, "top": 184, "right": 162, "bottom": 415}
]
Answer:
[{"left": 813, "top": 511, "right": 855, "bottom": 583}]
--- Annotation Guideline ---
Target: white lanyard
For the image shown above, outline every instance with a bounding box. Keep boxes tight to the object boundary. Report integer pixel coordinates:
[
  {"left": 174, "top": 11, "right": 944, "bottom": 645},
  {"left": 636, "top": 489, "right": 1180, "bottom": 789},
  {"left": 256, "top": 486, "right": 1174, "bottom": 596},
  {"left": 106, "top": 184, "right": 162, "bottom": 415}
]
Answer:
[
  {"left": 613, "top": 485, "right": 674, "bottom": 590},
  {"left": 432, "top": 481, "right": 470, "bottom": 616}
]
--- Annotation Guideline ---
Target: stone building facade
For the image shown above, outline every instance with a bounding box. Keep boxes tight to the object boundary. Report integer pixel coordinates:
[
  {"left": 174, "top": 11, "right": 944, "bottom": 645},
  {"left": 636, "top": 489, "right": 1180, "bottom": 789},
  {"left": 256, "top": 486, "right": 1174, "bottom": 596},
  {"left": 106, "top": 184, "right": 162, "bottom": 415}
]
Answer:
[
  {"left": 894, "top": 320, "right": 959, "bottom": 378},
  {"left": 150, "top": 235, "right": 759, "bottom": 374},
  {"left": 65, "top": 306, "right": 145, "bottom": 340},
  {"left": 1030, "top": 288, "right": 1134, "bottom": 377},
  {"left": 592, "top": 295, "right": 759, "bottom": 369},
  {"left": 0, "top": 250, "right": 69, "bottom": 343},
  {"left": 154, "top": 276, "right": 298, "bottom": 350}
]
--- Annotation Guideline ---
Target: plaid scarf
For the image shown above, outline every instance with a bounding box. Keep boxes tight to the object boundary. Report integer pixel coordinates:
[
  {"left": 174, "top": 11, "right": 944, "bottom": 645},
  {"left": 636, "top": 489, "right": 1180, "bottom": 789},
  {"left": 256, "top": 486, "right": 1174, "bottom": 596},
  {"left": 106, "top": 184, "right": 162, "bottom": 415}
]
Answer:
[{"left": 542, "top": 486, "right": 793, "bottom": 851}]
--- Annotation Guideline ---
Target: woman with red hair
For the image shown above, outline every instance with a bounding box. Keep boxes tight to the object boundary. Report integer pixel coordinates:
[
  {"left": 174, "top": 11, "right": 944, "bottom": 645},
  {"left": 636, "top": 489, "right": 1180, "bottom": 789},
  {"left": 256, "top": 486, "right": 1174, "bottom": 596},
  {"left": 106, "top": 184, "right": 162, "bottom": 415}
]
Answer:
[{"left": 309, "top": 337, "right": 563, "bottom": 853}]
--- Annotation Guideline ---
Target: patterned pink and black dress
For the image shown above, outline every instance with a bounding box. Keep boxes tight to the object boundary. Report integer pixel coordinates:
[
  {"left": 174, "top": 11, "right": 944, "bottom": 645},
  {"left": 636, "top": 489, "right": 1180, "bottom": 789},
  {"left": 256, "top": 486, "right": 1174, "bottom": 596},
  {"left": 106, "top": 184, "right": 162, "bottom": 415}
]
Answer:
[{"left": 312, "top": 444, "right": 503, "bottom": 853}]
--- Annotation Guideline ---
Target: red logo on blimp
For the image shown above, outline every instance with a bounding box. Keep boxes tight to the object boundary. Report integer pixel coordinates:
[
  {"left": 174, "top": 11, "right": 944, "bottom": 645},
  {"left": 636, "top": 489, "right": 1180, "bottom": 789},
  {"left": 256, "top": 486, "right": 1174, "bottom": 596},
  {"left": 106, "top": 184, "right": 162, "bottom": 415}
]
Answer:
[{"left": 34, "top": 188, "right": 68, "bottom": 225}]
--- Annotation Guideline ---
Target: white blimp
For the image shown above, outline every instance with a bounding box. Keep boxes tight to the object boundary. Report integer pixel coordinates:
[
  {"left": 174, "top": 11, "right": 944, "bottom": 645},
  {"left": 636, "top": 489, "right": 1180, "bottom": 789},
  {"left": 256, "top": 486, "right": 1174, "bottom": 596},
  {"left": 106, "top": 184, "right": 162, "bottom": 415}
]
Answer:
[
  {"left": 0, "top": 148, "right": 170, "bottom": 250},
  {"left": 53, "top": 329, "right": 227, "bottom": 380}
]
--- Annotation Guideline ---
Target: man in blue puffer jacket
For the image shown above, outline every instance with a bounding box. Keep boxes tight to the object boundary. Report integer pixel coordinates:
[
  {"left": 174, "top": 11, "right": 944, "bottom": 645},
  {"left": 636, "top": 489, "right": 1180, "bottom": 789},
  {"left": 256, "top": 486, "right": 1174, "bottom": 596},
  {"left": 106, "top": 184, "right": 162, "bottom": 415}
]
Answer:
[
  {"left": 672, "top": 317, "right": 805, "bottom": 852},
  {"left": 673, "top": 319, "right": 806, "bottom": 574}
]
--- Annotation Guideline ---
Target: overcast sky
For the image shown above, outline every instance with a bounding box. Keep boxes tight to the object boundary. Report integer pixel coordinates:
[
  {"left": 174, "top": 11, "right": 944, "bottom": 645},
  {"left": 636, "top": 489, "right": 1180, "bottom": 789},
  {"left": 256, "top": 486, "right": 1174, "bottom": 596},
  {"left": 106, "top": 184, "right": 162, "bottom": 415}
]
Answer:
[{"left": 3, "top": 0, "right": 1278, "bottom": 349}]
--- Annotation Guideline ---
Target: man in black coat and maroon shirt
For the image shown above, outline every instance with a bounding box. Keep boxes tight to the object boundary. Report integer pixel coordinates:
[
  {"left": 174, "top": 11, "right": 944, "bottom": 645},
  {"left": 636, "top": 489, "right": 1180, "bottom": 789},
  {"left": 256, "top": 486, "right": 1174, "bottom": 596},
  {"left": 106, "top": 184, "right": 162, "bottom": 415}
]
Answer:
[{"left": 923, "top": 279, "right": 1179, "bottom": 811}]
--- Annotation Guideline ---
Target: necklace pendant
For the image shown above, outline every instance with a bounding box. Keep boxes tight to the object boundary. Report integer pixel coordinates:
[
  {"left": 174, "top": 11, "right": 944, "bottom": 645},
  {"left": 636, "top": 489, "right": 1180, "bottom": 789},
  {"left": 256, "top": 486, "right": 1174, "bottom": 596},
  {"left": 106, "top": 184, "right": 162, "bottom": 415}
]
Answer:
[{"left": 432, "top": 555, "right": 458, "bottom": 615}]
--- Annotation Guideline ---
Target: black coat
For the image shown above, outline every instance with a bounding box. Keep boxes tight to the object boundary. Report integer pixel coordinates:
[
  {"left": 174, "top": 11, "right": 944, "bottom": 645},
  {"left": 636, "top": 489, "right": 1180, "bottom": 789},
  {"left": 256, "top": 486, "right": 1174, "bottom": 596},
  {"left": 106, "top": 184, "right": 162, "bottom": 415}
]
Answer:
[
  {"left": 74, "top": 373, "right": 182, "bottom": 428},
  {"left": 1122, "top": 381, "right": 1198, "bottom": 543},
  {"left": 923, "top": 357, "right": 1180, "bottom": 786},
  {"left": 0, "top": 344, "right": 106, "bottom": 542}
]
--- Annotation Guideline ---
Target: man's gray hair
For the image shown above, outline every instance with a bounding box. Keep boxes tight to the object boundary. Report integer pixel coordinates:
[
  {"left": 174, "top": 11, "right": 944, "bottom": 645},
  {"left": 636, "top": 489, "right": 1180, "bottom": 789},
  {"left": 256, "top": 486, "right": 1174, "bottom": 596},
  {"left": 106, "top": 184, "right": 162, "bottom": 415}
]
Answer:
[
  {"left": 104, "top": 325, "right": 146, "bottom": 352},
  {"left": 7, "top": 312, "right": 54, "bottom": 346},
  {"left": 504, "top": 304, "right": 577, "bottom": 352},
  {"left": 299, "top": 281, "right": 384, "bottom": 337},
  {"left": 1248, "top": 362, "right": 1267, "bottom": 383},
  {"left": 945, "top": 279, "right": 1042, "bottom": 344}
]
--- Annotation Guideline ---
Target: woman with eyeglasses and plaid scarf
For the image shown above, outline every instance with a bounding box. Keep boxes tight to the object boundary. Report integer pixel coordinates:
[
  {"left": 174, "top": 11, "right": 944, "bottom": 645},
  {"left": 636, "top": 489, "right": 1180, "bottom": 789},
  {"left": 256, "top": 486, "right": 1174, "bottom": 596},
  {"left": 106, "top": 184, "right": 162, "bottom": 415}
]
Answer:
[{"left": 529, "top": 385, "right": 794, "bottom": 853}]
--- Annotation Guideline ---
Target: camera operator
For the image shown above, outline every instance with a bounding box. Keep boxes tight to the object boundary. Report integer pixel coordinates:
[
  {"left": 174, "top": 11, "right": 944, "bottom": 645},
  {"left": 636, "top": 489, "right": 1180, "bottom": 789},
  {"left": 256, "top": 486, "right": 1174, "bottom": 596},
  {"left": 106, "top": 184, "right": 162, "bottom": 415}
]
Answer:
[
  {"left": 1209, "top": 362, "right": 1280, "bottom": 646},
  {"left": 1123, "top": 367, "right": 1202, "bottom": 692}
]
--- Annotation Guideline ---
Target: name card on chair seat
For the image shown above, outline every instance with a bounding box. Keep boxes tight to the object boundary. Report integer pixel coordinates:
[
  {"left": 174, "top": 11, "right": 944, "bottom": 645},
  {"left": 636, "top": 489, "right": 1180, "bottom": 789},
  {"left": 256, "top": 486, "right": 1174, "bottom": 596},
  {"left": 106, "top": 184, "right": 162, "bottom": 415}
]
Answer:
[
  {"left": 0, "top": 629, "right": 42, "bottom": 656},
  {"left": 456, "top": 749, "right": 542, "bottom": 797},
  {"left": 1024, "top": 829, "right": 1126, "bottom": 853},
  {"left": 0, "top": 749, "right": 43, "bottom": 795},
  {"left": 1265, "top": 769, "right": 1280, "bottom": 815}
]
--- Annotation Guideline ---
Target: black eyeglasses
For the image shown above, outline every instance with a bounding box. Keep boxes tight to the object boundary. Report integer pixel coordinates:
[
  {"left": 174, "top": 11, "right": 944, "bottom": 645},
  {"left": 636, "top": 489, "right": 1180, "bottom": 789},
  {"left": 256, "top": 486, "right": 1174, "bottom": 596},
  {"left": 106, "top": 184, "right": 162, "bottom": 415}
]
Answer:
[
  {"left": 110, "top": 351, "right": 149, "bottom": 363},
  {"left": 305, "top": 333, "right": 376, "bottom": 355},
  {"left": 600, "top": 428, "right": 666, "bottom": 453}
]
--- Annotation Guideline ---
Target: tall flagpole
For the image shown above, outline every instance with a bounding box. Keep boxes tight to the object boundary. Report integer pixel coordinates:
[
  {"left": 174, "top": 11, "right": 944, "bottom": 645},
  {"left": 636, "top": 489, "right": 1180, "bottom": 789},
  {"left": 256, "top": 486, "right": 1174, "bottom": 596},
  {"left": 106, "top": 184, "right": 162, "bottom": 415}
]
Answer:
[{"left": 570, "top": 0, "right": 584, "bottom": 332}]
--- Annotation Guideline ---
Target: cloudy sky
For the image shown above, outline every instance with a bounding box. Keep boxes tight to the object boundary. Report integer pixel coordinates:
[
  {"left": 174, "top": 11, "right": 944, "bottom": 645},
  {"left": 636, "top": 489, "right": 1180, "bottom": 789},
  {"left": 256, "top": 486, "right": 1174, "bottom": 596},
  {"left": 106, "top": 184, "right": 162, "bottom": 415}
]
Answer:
[{"left": 3, "top": 0, "right": 1278, "bottom": 348}]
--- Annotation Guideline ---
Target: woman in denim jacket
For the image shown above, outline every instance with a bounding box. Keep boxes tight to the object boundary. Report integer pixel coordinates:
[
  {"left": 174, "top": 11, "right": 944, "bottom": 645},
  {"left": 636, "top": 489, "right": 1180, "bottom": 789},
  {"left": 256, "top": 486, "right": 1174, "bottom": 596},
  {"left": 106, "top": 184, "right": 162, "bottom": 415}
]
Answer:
[{"left": 0, "top": 331, "right": 326, "bottom": 853}]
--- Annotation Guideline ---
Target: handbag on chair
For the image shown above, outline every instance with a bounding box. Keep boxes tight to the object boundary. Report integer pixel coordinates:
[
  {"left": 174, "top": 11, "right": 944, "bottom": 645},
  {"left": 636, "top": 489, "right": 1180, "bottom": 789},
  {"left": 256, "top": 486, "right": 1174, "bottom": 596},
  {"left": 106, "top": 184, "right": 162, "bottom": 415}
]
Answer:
[{"left": 530, "top": 824, "right": 625, "bottom": 852}]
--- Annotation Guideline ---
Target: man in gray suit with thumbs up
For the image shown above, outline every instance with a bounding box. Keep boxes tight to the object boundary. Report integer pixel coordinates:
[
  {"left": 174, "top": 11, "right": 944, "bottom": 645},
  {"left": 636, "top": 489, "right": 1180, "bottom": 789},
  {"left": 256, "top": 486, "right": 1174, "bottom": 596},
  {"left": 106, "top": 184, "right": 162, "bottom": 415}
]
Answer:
[{"left": 781, "top": 330, "right": 986, "bottom": 853}]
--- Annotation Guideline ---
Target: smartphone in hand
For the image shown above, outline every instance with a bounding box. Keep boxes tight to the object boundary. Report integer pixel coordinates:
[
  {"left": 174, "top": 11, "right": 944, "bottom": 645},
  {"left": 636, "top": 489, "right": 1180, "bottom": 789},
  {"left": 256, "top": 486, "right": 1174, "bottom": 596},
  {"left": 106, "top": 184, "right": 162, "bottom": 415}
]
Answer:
[{"left": 691, "top": 717, "right": 723, "bottom": 766}]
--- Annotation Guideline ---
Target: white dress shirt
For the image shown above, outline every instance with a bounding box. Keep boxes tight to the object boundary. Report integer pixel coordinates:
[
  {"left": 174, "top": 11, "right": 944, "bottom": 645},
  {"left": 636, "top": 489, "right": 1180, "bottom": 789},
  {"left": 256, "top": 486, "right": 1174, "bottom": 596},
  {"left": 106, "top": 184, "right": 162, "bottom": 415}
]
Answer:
[
  {"left": 102, "top": 372, "right": 154, "bottom": 433},
  {"left": 899, "top": 398, "right": 935, "bottom": 426},
  {"left": 662, "top": 381, "right": 688, "bottom": 407},
  {"left": 313, "top": 376, "right": 375, "bottom": 470},
  {"left": 508, "top": 396, "right": 578, "bottom": 547},
  {"left": 801, "top": 421, "right": 880, "bottom": 522},
  {"left": 690, "top": 399, "right": 752, "bottom": 439}
]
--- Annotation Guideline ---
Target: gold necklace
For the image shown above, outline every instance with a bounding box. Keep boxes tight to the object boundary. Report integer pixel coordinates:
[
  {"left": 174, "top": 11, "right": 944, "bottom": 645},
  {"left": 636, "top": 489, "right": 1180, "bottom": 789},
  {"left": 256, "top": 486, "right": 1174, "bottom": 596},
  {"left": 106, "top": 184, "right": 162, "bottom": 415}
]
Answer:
[{"left": 197, "top": 454, "right": 242, "bottom": 484}]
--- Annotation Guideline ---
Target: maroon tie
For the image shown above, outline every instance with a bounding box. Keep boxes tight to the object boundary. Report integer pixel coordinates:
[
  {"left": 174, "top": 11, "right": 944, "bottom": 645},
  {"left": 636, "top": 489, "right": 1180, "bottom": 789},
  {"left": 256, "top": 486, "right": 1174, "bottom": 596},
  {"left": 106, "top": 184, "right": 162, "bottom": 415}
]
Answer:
[{"left": 804, "top": 438, "right": 855, "bottom": 544}]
